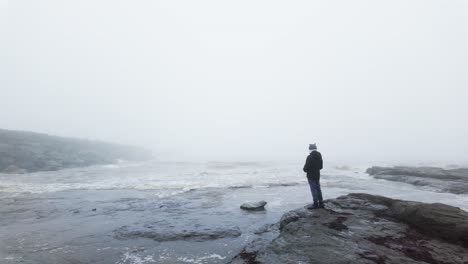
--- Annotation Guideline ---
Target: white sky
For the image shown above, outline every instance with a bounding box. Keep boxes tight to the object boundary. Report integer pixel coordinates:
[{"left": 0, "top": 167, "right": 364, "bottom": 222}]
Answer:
[{"left": 1, "top": 1, "right": 467, "bottom": 164}]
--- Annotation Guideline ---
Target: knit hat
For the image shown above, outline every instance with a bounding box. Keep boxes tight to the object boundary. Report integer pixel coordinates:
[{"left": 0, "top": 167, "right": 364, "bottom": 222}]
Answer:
[{"left": 309, "top": 144, "right": 317, "bottom": 150}]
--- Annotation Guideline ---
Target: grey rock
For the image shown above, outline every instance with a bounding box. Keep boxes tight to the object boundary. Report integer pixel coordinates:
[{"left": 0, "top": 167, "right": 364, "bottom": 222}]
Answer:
[
  {"left": 366, "top": 166, "right": 468, "bottom": 180},
  {"left": 240, "top": 201, "right": 267, "bottom": 211},
  {"left": 279, "top": 210, "right": 306, "bottom": 230},
  {"left": 230, "top": 193, "right": 468, "bottom": 264},
  {"left": 366, "top": 166, "right": 468, "bottom": 194},
  {"left": 254, "top": 224, "right": 277, "bottom": 235}
]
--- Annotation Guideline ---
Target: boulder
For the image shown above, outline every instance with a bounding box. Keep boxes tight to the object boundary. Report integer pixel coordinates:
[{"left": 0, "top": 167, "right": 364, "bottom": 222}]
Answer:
[{"left": 240, "top": 201, "right": 267, "bottom": 211}]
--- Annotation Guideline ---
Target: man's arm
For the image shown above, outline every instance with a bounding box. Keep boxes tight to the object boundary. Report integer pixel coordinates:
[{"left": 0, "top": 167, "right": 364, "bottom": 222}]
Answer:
[
  {"left": 318, "top": 152, "right": 323, "bottom": 170},
  {"left": 303, "top": 156, "right": 310, "bottom": 172}
]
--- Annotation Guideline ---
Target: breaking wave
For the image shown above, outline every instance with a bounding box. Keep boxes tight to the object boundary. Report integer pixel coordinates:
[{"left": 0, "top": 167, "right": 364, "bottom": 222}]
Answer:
[{"left": 1, "top": 161, "right": 467, "bottom": 211}]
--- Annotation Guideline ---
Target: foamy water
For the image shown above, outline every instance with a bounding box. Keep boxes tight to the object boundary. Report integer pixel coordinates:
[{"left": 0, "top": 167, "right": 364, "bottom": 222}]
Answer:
[
  {"left": 0, "top": 161, "right": 303, "bottom": 195},
  {"left": 1, "top": 161, "right": 467, "bottom": 210}
]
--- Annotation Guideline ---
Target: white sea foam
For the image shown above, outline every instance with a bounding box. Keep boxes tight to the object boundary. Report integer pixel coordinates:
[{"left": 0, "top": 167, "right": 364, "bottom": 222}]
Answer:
[
  {"left": 0, "top": 161, "right": 303, "bottom": 194},
  {"left": 177, "top": 254, "right": 226, "bottom": 263},
  {"left": 117, "top": 252, "right": 155, "bottom": 264},
  {"left": 1, "top": 161, "right": 467, "bottom": 210}
]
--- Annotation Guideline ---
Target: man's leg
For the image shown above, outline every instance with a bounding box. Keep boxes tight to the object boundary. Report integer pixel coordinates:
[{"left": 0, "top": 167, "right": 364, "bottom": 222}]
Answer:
[
  {"left": 317, "top": 181, "right": 324, "bottom": 208},
  {"left": 307, "top": 178, "right": 319, "bottom": 207}
]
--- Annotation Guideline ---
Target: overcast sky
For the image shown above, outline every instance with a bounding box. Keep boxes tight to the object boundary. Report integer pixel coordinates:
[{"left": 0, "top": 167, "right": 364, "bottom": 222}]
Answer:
[{"left": 1, "top": 0, "right": 467, "bottom": 164}]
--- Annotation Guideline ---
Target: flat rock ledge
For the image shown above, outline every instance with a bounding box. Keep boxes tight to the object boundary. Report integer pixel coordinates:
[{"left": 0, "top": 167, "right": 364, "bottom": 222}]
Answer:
[
  {"left": 366, "top": 166, "right": 468, "bottom": 194},
  {"left": 240, "top": 201, "right": 267, "bottom": 211},
  {"left": 230, "top": 193, "right": 468, "bottom": 264}
]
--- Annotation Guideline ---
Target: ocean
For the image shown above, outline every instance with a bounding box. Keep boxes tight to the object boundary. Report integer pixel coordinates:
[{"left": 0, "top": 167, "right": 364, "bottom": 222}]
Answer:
[{"left": 1, "top": 161, "right": 467, "bottom": 263}]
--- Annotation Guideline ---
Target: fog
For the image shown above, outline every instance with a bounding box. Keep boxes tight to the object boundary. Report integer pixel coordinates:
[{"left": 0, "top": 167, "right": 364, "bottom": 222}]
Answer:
[{"left": 1, "top": 0, "right": 467, "bottom": 164}]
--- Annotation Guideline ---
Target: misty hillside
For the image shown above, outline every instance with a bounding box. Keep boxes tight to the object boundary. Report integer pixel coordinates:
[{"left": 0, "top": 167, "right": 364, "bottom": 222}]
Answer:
[{"left": 0, "top": 129, "right": 152, "bottom": 174}]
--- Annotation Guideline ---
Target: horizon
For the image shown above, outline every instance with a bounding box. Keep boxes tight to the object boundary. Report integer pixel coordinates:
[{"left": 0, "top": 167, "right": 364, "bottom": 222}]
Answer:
[{"left": 1, "top": 127, "right": 466, "bottom": 168}]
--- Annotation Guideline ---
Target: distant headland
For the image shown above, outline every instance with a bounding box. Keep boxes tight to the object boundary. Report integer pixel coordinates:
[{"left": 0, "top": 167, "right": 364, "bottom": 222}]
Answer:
[{"left": 0, "top": 129, "right": 152, "bottom": 174}]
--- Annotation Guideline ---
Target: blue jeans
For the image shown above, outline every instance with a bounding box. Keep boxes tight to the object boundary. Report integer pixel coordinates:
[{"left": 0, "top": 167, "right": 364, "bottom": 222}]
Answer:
[{"left": 307, "top": 178, "right": 323, "bottom": 204}]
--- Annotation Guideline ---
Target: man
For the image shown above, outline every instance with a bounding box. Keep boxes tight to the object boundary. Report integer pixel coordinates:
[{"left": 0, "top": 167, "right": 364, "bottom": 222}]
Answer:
[{"left": 303, "top": 143, "right": 324, "bottom": 209}]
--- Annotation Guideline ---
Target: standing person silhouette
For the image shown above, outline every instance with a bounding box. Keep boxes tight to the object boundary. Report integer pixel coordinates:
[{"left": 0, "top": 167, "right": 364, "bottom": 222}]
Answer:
[{"left": 303, "top": 144, "right": 324, "bottom": 209}]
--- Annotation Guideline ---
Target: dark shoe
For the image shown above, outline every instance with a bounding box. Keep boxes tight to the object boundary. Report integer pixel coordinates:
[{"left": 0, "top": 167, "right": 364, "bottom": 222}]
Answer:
[
  {"left": 307, "top": 204, "right": 320, "bottom": 210},
  {"left": 318, "top": 202, "right": 325, "bottom": 209}
]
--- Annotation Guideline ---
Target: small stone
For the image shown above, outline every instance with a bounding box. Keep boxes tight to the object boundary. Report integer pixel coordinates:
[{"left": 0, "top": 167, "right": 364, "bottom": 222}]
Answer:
[{"left": 240, "top": 201, "right": 267, "bottom": 211}]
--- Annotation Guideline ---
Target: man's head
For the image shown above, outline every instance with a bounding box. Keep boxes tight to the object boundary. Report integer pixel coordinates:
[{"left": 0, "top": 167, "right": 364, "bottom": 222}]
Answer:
[{"left": 309, "top": 143, "right": 317, "bottom": 153}]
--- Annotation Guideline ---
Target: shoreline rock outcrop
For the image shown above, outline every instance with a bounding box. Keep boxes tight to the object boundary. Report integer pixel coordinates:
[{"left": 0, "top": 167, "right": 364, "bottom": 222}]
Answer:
[
  {"left": 230, "top": 193, "right": 468, "bottom": 264},
  {"left": 366, "top": 166, "right": 468, "bottom": 194}
]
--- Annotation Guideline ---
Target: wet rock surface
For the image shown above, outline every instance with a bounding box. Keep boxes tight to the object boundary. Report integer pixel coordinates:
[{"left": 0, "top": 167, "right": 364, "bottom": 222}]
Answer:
[
  {"left": 230, "top": 193, "right": 468, "bottom": 264},
  {"left": 366, "top": 166, "right": 468, "bottom": 194},
  {"left": 240, "top": 201, "right": 267, "bottom": 211},
  {"left": 114, "top": 225, "right": 242, "bottom": 242}
]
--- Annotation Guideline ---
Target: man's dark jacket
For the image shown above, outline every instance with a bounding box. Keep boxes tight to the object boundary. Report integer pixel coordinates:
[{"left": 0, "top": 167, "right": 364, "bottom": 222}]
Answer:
[{"left": 303, "top": 151, "right": 323, "bottom": 180}]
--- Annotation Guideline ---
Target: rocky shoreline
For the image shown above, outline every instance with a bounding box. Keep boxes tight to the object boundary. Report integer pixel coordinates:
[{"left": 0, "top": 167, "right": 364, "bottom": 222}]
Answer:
[
  {"left": 230, "top": 193, "right": 468, "bottom": 264},
  {"left": 366, "top": 166, "right": 468, "bottom": 194}
]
